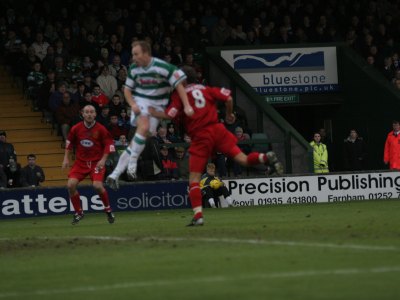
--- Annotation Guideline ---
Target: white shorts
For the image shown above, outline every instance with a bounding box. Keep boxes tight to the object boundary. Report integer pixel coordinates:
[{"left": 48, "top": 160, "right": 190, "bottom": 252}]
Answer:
[{"left": 130, "top": 99, "right": 166, "bottom": 135}]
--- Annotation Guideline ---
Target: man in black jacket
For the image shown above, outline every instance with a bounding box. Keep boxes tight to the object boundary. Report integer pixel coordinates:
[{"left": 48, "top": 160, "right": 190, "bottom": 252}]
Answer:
[{"left": 19, "top": 154, "right": 45, "bottom": 187}]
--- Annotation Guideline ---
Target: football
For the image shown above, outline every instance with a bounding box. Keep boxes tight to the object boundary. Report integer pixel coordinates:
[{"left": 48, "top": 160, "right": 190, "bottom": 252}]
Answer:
[{"left": 210, "top": 179, "right": 222, "bottom": 189}]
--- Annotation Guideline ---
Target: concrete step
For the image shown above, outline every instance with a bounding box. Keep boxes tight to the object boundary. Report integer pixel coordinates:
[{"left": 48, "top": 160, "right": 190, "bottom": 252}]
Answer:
[
  {"left": 5, "top": 128, "right": 58, "bottom": 141},
  {"left": 0, "top": 88, "right": 21, "bottom": 95},
  {"left": 0, "top": 115, "right": 42, "bottom": 126},
  {"left": 0, "top": 81, "right": 15, "bottom": 88},
  {"left": 42, "top": 166, "right": 69, "bottom": 181},
  {"left": 14, "top": 141, "right": 64, "bottom": 155},
  {"left": 0, "top": 110, "right": 40, "bottom": 118},
  {"left": 0, "top": 92, "right": 27, "bottom": 102},
  {"left": 0, "top": 122, "right": 51, "bottom": 130}
]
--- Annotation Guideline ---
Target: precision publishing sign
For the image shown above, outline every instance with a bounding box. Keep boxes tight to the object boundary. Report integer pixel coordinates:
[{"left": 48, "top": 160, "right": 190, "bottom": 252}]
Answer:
[{"left": 224, "top": 171, "right": 400, "bottom": 207}]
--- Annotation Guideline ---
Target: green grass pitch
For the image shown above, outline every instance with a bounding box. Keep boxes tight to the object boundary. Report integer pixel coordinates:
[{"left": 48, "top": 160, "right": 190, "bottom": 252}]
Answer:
[{"left": 1, "top": 200, "right": 399, "bottom": 300}]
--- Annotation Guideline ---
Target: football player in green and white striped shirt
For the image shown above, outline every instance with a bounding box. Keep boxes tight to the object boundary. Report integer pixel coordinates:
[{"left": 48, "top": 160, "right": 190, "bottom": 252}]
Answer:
[{"left": 106, "top": 40, "right": 193, "bottom": 189}]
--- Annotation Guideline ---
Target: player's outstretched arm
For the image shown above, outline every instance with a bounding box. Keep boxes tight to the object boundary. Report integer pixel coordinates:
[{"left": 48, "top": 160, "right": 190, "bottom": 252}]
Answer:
[
  {"left": 224, "top": 96, "right": 236, "bottom": 123},
  {"left": 176, "top": 83, "right": 194, "bottom": 116},
  {"left": 148, "top": 107, "right": 171, "bottom": 120}
]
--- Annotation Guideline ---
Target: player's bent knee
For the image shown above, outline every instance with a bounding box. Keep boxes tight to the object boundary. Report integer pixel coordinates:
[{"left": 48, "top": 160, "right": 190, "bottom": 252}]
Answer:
[{"left": 92, "top": 181, "right": 104, "bottom": 192}]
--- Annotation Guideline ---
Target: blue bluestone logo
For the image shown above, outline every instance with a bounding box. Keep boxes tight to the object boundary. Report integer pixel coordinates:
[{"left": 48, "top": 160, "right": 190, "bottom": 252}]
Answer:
[{"left": 233, "top": 51, "right": 325, "bottom": 73}]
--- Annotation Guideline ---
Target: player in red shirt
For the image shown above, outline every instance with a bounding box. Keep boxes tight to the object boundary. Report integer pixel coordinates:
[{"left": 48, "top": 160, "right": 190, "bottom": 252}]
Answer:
[
  {"left": 149, "top": 66, "right": 283, "bottom": 226},
  {"left": 62, "top": 105, "right": 116, "bottom": 225}
]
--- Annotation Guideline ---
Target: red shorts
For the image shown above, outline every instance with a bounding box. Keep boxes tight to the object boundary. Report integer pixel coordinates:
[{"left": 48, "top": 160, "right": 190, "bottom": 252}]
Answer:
[
  {"left": 189, "top": 123, "right": 241, "bottom": 173},
  {"left": 68, "top": 159, "right": 105, "bottom": 182}
]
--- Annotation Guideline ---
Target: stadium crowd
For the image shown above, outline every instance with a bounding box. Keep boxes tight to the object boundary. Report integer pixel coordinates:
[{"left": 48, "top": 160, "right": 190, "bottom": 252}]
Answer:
[{"left": 1, "top": 0, "right": 400, "bottom": 188}]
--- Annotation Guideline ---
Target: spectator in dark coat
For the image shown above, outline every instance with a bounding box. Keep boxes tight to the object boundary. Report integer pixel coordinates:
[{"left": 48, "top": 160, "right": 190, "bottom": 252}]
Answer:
[
  {"left": 343, "top": 129, "right": 368, "bottom": 171},
  {"left": 19, "top": 154, "right": 45, "bottom": 187}
]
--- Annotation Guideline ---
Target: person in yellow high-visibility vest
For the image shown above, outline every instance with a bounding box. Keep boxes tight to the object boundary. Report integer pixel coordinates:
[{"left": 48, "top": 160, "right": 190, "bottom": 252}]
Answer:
[{"left": 310, "top": 132, "right": 329, "bottom": 173}]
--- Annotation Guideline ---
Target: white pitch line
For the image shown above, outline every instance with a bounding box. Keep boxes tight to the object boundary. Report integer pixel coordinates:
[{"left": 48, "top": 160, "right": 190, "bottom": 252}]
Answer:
[
  {"left": 141, "top": 236, "right": 400, "bottom": 251},
  {"left": 0, "top": 266, "right": 399, "bottom": 298},
  {"left": 0, "top": 235, "right": 398, "bottom": 252}
]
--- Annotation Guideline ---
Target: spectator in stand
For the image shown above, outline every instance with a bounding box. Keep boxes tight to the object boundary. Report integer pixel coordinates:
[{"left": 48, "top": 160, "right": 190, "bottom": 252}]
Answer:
[
  {"left": 72, "top": 82, "right": 86, "bottom": 103},
  {"left": 14, "top": 45, "right": 41, "bottom": 82},
  {"left": 96, "top": 105, "right": 111, "bottom": 127},
  {"left": 109, "top": 94, "right": 124, "bottom": 116},
  {"left": 115, "top": 134, "right": 128, "bottom": 147},
  {"left": 80, "top": 32, "right": 100, "bottom": 60},
  {"left": 343, "top": 129, "right": 368, "bottom": 171},
  {"left": 81, "top": 56, "right": 95, "bottom": 76},
  {"left": 198, "top": 25, "right": 213, "bottom": 51},
  {"left": 43, "top": 23, "right": 59, "bottom": 44},
  {"left": 105, "top": 34, "right": 119, "bottom": 56},
  {"left": 68, "top": 57, "right": 84, "bottom": 82},
  {"left": 5, "top": 156, "right": 20, "bottom": 188},
  {"left": 80, "top": 90, "right": 100, "bottom": 113},
  {"left": 4, "top": 28, "right": 22, "bottom": 65},
  {"left": 0, "top": 130, "right": 16, "bottom": 172},
  {"left": 55, "top": 92, "right": 80, "bottom": 143},
  {"left": 182, "top": 53, "right": 204, "bottom": 82},
  {"left": 155, "top": 125, "right": 172, "bottom": 145},
  {"left": 96, "top": 65, "right": 118, "bottom": 99},
  {"left": 113, "top": 41, "right": 130, "bottom": 66},
  {"left": 174, "top": 146, "right": 189, "bottom": 179},
  {"left": 166, "top": 122, "right": 182, "bottom": 143},
  {"left": 0, "top": 130, "right": 20, "bottom": 188},
  {"left": 41, "top": 45, "right": 56, "bottom": 73},
  {"left": 95, "top": 24, "right": 108, "bottom": 48},
  {"left": 118, "top": 108, "right": 131, "bottom": 133},
  {"left": 384, "top": 120, "right": 400, "bottom": 170},
  {"left": 136, "top": 135, "right": 163, "bottom": 181},
  {"left": 108, "top": 54, "right": 127, "bottom": 78},
  {"left": 37, "top": 69, "right": 56, "bottom": 118},
  {"left": 59, "top": 27, "right": 76, "bottom": 57},
  {"left": 224, "top": 27, "right": 247, "bottom": 46},
  {"left": 171, "top": 44, "right": 184, "bottom": 66},
  {"left": 319, "top": 128, "right": 334, "bottom": 171},
  {"left": 158, "top": 144, "right": 179, "bottom": 180},
  {"left": 26, "top": 61, "right": 46, "bottom": 110},
  {"left": 381, "top": 56, "right": 395, "bottom": 81},
  {"left": 116, "top": 67, "right": 128, "bottom": 90},
  {"left": 54, "top": 56, "right": 72, "bottom": 83},
  {"left": 211, "top": 18, "right": 232, "bottom": 46},
  {"left": 108, "top": 114, "right": 128, "bottom": 141},
  {"left": 30, "top": 32, "right": 49, "bottom": 61},
  {"left": 48, "top": 81, "right": 69, "bottom": 113},
  {"left": 91, "top": 84, "right": 109, "bottom": 109},
  {"left": 19, "top": 154, "right": 45, "bottom": 187},
  {"left": 83, "top": 73, "right": 95, "bottom": 92},
  {"left": 366, "top": 55, "right": 375, "bottom": 66},
  {"left": 99, "top": 48, "right": 109, "bottom": 67},
  {"left": 310, "top": 132, "right": 329, "bottom": 173}
]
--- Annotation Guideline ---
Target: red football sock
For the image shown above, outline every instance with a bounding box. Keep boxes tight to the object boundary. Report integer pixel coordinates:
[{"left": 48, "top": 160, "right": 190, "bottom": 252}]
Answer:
[
  {"left": 70, "top": 193, "right": 82, "bottom": 214},
  {"left": 189, "top": 182, "right": 203, "bottom": 218},
  {"left": 99, "top": 190, "right": 111, "bottom": 212},
  {"left": 247, "top": 152, "right": 267, "bottom": 165}
]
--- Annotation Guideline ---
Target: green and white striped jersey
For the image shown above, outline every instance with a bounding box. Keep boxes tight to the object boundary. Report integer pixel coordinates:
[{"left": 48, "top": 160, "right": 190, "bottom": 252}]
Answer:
[{"left": 124, "top": 57, "right": 186, "bottom": 105}]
